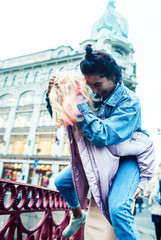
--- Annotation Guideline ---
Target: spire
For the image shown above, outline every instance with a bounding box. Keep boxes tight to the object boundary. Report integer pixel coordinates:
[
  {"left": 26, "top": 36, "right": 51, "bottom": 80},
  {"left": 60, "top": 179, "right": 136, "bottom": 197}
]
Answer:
[
  {"left": 91, "top": 0, "right": 129, "bottom": 43},
  {"left": 108, "top": 0, "right": 116, "bottom": 9}
]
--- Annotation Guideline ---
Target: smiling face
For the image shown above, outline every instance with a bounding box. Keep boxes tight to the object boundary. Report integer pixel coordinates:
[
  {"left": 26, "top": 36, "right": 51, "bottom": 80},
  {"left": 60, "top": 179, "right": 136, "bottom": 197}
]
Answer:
[{"left": 85, "top": 75, "right": 116, "bottom": 99}]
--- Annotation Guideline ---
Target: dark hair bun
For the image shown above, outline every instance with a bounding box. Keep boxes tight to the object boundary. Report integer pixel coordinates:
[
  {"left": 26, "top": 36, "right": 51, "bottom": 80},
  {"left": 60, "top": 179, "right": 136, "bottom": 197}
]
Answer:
[{"left": 85, "top": 44, "right": 93, "bottom": 60}]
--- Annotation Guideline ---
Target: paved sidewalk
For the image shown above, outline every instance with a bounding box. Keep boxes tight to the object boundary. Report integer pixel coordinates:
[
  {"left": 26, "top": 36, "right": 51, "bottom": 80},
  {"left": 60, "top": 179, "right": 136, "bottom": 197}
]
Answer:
[
  {"left": 134, "top": 198, "right": 156, "bottom": 240},
  {"left": 137, "top": 226, "right": 155, "bottom": 240}
]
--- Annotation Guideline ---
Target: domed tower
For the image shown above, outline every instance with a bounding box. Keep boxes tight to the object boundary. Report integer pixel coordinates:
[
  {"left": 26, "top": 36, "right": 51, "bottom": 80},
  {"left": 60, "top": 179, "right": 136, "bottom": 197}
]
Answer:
[
  {"left": 80, "top": 0, "right": 137, "bottom": 91},
  {"left": 91, "top": 0, "right": 129, "bottom": 44}
]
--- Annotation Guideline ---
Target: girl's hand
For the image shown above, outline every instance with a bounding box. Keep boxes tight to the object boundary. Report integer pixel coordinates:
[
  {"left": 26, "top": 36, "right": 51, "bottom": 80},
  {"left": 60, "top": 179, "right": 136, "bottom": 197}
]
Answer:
[{"left": 133, "top": 187, "right": 142, "bottom": 199}]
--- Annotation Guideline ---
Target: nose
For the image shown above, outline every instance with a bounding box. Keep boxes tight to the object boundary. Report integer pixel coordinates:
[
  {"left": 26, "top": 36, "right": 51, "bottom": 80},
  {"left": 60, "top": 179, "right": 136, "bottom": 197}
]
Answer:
[{"left": 92, "top": 87, "right": 98, "bottom": 94}]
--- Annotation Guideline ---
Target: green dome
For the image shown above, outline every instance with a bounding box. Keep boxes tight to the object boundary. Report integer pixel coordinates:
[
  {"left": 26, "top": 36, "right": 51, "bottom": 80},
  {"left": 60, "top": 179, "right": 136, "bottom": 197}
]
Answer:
[{"left": 91, "top": 0, "right": 129, "bottom": 43}]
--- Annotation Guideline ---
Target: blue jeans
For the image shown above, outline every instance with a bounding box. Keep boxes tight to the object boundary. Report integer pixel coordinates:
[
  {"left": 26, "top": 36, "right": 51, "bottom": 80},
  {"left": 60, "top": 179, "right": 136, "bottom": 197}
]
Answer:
[
  {"left": 55, "top": 156, "right": 140, "bottom": 240},
  {"left": 55, "top": 165, "right": 80, "bottom": 209},
  {"left": 108, "top": 156, "right": 140, "bottom": 240}
]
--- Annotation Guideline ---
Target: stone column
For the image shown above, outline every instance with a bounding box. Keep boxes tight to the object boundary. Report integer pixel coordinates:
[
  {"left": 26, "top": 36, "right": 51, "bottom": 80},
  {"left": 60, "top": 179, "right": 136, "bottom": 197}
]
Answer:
[
  {"left": 54, "top": 126, "right": 65, "bottom": 157},
  {"left": 48, "top": 164, "right": 59, "bottom": 189},
  {"left": 1, "top": 98, "right": 19, "bottom": 155},
  {"left": 21, "top": 163, "right": 30, "bottom": 183},
  {"left": 25, "top": 95, "right": 41, "bottom": 156}
]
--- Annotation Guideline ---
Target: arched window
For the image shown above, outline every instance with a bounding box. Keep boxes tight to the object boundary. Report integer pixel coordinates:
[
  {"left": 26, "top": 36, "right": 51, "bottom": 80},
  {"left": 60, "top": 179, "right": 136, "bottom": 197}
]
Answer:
[
  {"left": 3, "top": 77, "right": 8, "bottom": 87},
  {"left": 113, "top": 50, "right": 123, "bottom": 59},
  {"left": 57, "top": 50, "right": 64, "bottom": 57},
  {"left": 42, "top": 91, "right": 47, "bottom": 104},
  {"left": 19, "top": 91, "right": 35, "bottom": 106},
  {"left": 47, "top": 68, "right": 54, "bottom": 81},
  {"left": 75, "top": 64, "right": 80, "bottom": 73},
  {"left": 0, "top": 94, "right": 14, "bottom": 107},
  {"left": 14, "top": 112, "right": 33, "bottom": 128},
  {"left": 24, "top": 73, "right": 30, "bottom": 84},
  {"left": 59, "top": 67, "right": 64, "bottom": 72},
  {"left": 12, "top": 75, "right": 16, "bottom": 86},
  {"left": 33, "top": 71, "right": 39, "bottom": 83}
]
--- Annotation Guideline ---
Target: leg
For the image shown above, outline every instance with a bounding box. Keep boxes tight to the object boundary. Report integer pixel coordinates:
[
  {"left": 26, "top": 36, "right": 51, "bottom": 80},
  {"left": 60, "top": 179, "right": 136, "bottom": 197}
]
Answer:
[
  {"left": 109, "top": 156, "right": 140, "bottom": 240},
  {"left": 55, "top": 165, "right": 80, "bottom": 212},
  {"left": 154, "top": 222, "right": 161, "bottom": 240},
  {"left": 55, "top": 165, "right": 87, "bottom": 238},
  {"left": 85, "top": 195, "right": 117, "bottom": 240}
]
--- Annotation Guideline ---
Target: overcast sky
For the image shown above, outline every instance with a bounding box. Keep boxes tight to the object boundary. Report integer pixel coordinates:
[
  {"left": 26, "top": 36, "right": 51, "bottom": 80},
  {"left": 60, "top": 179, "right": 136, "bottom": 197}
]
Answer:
[{"left": 1, "top": 0, "right": 161, "bottom": 166}]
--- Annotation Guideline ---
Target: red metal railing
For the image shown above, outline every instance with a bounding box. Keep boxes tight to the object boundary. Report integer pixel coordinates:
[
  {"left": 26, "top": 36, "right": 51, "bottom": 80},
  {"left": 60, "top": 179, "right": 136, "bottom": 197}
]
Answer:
[{"left": 0, "top": 179, "right": 85, "bottom": 240}]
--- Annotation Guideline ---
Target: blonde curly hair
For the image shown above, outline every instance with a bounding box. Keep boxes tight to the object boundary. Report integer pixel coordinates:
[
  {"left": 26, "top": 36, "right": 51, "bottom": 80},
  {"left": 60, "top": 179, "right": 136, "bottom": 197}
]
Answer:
[{"left": 49, "top": 72, "right": 96, "bottom": 128}]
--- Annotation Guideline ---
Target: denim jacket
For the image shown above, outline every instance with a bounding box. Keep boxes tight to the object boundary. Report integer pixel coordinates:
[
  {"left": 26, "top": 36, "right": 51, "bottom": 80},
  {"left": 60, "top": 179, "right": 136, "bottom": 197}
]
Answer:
[
  {"left": 46, "top": 82, "right": 147, "bottom": 146},
  {"left": 77, "top": 82, "right": 148, "bottom": 146}
]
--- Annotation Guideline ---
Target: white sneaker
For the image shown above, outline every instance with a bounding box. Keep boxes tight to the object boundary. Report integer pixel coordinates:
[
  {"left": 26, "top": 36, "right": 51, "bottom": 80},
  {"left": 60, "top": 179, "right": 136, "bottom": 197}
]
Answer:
[{"left": 62, "top": 210, "right": 87, "bottom": 238}]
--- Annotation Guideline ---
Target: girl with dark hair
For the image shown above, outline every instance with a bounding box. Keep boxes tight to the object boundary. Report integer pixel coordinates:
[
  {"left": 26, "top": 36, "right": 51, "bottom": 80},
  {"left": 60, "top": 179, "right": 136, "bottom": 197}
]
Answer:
[{"left": 46, "top": 45, "right": 155, "bottom": 239}]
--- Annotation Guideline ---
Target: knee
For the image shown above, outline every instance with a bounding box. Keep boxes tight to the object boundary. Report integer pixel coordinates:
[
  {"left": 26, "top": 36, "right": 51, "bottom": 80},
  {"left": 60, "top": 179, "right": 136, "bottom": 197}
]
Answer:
[
  {"left": 54, "top": 175, "right": 63, "bottom": 190},
  {"left": 109, "top": 201, "right": 133, "bottom": 223},
  {"left": 109, "top": 203, "right": 121, "bottom": 221}
]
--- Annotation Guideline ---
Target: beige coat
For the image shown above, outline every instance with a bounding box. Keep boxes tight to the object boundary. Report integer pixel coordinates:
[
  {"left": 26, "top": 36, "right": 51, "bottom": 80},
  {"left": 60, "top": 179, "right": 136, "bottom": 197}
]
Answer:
[
  {"left": 149, "top": 194, "right": 161, "bottom": 216},
  {"left": 84, "top": 196, "right": 117, "bottom": 240}
]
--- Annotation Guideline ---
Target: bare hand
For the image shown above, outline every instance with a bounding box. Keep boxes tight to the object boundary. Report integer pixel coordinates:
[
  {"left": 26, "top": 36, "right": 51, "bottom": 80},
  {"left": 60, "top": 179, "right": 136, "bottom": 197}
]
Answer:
[
  {"left": 47, "top": 76, "right": 55, "bottom": 96},
  {"left": 133, "top": 187, "right": 142, "bottom": 199}
]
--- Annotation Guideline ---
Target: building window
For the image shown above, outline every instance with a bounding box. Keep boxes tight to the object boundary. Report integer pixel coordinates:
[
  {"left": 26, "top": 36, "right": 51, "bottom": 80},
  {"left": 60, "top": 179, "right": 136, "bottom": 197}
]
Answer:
[
  {"left": 33, "top": 134, "right": 56, "bottom": 156},
  {"left": 2, "top": 163, "right": 23, "bottom": 181},
  {"left": 133, "top": 64, "right": 136, "bottom": 75},
  {"left": 19, "top": 91, "right": 35, "bottom": 106},
  {"left": 33, "top": 71, "right": 39, "bottom": 83},
  {"left": 47, "top": 68, "right": 54, "bottom": 81},
  {"left": 28, "top": 164, "right": 52, "bottom": 186},
  {"left": 38, "top": 110, "right": 54, "bottom": 127},
  {"left": 57, "top": 50, "right": 64, "bottom": 57},
  {"left": 75, "top": 64, "right": 80, "bottom": 73},
  {"left": 0, "top": 94, "right": 14, "bottom": 107},
  {"left": 59, "top": 165, "right": 67, "bottom": 171},
  {"left": 12, "top": 75, "right": 16, "bottom": 86},
  {"left": 42, "top": 91, "right": 47, "bottom": 104},
  {"left": 3, "top": 77, "right": 8, "bottom": 87},
  {"left": 59, "top": 67, "right": 64, "bottom": 71},
  {"left": 0, "top": 113, "right": 9, "bottom": 128},
  {"left": 14, "top": 112, "right": 33, "bottom": 128},
  {"left": 113, "top": 50, "right": 123, "bottom": 59},
  {"left": 24, "top": 73, "right": 30, "bottom": 84},
  {"left": 121, "top": 67, "right": 126, "bottom": 73},
  {"left": 8, "top": 135, "right": 28, "bottom": 155}
]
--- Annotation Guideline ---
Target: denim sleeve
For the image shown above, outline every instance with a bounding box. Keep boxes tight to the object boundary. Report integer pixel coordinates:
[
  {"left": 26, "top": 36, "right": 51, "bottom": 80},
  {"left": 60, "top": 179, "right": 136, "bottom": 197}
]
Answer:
[
  {"left": 45, "top": 93, "right": 52, "bottom": 118},
  {"left": 77, "top": 96, "right": 140, "bottom": 146},
  {"left": 153, "top": 181, "right": 161, "bottom": 204}
]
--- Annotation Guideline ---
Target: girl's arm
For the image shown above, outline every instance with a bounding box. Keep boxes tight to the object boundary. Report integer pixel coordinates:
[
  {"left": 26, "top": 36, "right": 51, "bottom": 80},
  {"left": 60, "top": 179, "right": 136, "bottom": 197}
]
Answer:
[
  {"left": 77, "top": 95, "right": 141, "bottom": 146},
  {"left": 46, "top": 93, "right": 52, "bottom": 118}
]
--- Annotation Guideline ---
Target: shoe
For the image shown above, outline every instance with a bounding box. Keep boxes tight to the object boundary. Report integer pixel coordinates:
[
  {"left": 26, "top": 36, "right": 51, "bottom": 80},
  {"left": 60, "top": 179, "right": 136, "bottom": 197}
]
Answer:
[{"left": 62, "top": 210, "right": 87, "bottom": 238}]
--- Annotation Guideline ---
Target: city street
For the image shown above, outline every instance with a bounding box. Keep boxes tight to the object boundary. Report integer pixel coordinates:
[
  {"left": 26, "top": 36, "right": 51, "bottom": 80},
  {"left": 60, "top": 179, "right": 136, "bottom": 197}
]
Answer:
[{"left": 135, "top": 197, "right": 156, "bottom": 240}]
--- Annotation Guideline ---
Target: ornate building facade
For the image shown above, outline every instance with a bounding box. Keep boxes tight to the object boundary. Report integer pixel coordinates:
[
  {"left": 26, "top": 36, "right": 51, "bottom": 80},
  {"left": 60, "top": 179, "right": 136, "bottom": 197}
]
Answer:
[{"left": 0, "top": 0, "right": 137, "bottom": 187}]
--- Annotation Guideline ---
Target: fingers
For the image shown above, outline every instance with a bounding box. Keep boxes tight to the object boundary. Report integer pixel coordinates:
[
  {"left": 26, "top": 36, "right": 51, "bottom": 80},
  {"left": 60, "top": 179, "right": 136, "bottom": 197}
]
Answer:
[
  {"left": 49, "top": 76, "right": 56, "bottom": 83},
  {"left": 47, "top": 76, "right": 56, "bottom": 95},
  {"left": 133, "top": 187, "right": 142, "bottom": 199}
]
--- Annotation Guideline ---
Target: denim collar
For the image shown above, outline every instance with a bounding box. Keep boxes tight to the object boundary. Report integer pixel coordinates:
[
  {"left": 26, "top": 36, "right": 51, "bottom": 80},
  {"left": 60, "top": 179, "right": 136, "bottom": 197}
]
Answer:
[
  {"left": 104, "top": 82, "right": 125, "bottom": 107},
  {"left": 93, "top": 82, "right": 125, "bottom": 107}
]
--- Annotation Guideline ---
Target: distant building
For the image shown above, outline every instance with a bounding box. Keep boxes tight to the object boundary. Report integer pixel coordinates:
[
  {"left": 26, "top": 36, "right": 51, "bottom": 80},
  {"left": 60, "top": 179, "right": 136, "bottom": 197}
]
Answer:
[{"left": 0, "top": 0, "right": 137, "bottom": 186}]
